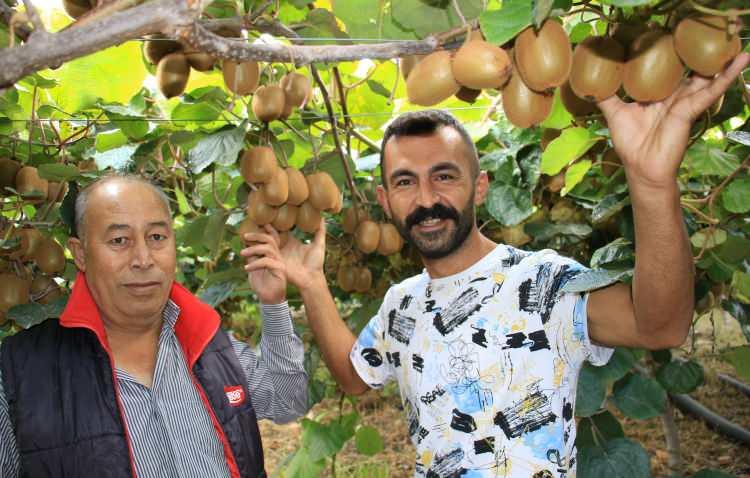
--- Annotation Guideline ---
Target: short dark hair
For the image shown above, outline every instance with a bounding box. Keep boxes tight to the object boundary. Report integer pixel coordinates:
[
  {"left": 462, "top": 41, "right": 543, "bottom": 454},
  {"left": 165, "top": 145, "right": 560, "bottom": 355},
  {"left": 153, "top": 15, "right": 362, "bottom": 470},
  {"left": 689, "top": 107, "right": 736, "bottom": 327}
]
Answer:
[{"left": 379, "top": 110, "right": 478, "bottom": 187}]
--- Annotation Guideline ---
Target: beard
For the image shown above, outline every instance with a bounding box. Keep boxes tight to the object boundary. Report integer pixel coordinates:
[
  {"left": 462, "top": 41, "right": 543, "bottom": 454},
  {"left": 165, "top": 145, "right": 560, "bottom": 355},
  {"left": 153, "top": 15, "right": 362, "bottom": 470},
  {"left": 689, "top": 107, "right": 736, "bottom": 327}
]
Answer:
[{"left": 391, "top": 197, "right": 475, "bottom": 260}]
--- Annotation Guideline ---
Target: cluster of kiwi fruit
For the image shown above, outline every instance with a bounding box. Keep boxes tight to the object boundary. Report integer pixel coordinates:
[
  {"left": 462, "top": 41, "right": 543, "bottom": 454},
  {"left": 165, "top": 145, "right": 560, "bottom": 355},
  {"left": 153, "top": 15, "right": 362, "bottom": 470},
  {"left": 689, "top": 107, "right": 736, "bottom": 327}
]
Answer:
[
  {"left": 1, "top": 158, "right": 68, "bottom": 203},
  {"left": 144, "top": 35, "right": 216, "bottom": 98},
  {"left": 341, "top": 207, "right": 404, "bottom": 257},
  {"left": 247, "top": 71, "right": 312, "bottom": 123},
  {"left": 237, "top": 145, "right": 341, "bottom": 247},
  {"left": 404, "top": 14, "right": 742, "bottom": 127},
  {"left": 335, "top": 260, "right": 373, "bottom": 294}
]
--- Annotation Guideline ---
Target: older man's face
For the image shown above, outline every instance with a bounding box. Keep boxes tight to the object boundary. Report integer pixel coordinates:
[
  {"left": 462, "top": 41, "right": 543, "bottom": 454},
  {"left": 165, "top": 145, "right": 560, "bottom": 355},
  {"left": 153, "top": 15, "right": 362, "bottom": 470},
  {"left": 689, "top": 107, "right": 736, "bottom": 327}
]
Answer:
[{"left": 69, "top": 180, "right": 176, "bottom": 330}]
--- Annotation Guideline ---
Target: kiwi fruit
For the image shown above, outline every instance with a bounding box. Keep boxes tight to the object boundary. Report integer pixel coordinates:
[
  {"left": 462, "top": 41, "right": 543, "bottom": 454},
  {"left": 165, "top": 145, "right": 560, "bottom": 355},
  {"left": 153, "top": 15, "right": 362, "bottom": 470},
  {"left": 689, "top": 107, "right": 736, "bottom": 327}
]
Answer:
[
  {"left": 502, "top": 71, "right": 554, "bottom": 129},
  {"left": 623, "top": 30, "right": 684, "bottom": 102},
  {"left": 185, "top": 52, "right": 215, "bottom": 72},
  {"left": 400, "top": 55, "right": 424, "bottom": 80},
  {"left": 62, "top": 0, "right": 94, "bottom": 19},
  {"left": 0, "top": 272, "right": 30, "bottom": 321},
  {"left": 342, "top": 206, "right": 367, "bottom": 234},
  {"left": 355, "top": 220, "right": 380, "bottom": 254},
  {"left": 376, "top": 223, "right": 403, "bottom": 256},
  {"left": 47, "top": 181, "right": 68, "bottom": 203},
  {"left": 9, "top": 227, "right": 43, "bottom": 261},
  {"left": 541, "top": 129, "right": 561, "bottom": 151},
  {"left": 15, "top": 166, "right": 48, "bottom": 201},
  {"left": 144, "top": 35, "right": 183, "bottom": 65},
  {"left": 569, "top": 36, "right": 625, "bottom": 102},
  {"left": 336, "top": 264, "right": 357, "bottom": 292},
  {"left": 30, "top": 275, "right": 62, "bottom": 305},
  {"left": 353, "top": 267, "right": 372, "bottom": 293},
  {"left": 306, "top": 172, "right": 339, "bottom": 212},
  {"left": 252, "top": 85, "right": 286, "bottom": 123},
  {"left": 240, "top": 147, "right": 278, "bottom": 184},
  {"left": 222, "top": 60, "right": 260, "bottom": 96},
  {"left": 238, "top": 216, "right": 263, "bottom": 244},
  {"left": 674, "top": 15, "right": 742, "bottom": 77},
  {"left": 406, "top": 51, "right": 460, "bottom": 106},
  {"left": 285, "top": 168, "right": 309, "bottom": 206},
  {"left": 515, "top": 20, "right": 572, "bottom": 92},
  {"left": 34, "top": 237, "right": 66, "bottom": 275},
  {"left": 611, "top": 22, "right": 649, "bottom": 55},
  {"left": 560, "top": 80, "right": 598, "bottom": 117},
  {"left": 279, "top": 102, "right": 294, "bottom": 121},
  {"left": 452, "top": 40, "right": 512, "bottom": 89},
  {"left": 260, "top": 167, "right": 289, "bottom": 206},
  {"left": 246, "top": 191, "right": 278, "bottom": 226},
  {"left": 601, "top": 148, "right": 622, "bottom": 177},
  {"left": 455, "top": 87, "right": 482, "bottom": 103},
  {"left": 296, "top": 201, "right": 322, "bottom": 233},
  {"left": 0, "top": 158, "right": 21, "bottom": 194},
  {"left": 272, "top": 204, "right": 298, "bottom": 232},
  {"left": 545, "top": 172, "right": 565, "bottom": 193},
  {"left": 157, "top": 53, "right": 190, "bottom": 98},
  {"left": 281, "top": 72, "right": 311, "bottom": 108},
  {"left": 330, "top": 192, "right": 343, "bottom": 215}
]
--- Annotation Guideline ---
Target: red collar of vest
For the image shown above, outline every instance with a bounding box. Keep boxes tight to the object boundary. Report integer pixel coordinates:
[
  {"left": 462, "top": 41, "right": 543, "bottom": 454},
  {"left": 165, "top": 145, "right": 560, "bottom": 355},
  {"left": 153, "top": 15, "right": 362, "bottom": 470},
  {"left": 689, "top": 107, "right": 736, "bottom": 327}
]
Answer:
[{"left": 60, "top": 272, "right": 220, "bottom": 368}]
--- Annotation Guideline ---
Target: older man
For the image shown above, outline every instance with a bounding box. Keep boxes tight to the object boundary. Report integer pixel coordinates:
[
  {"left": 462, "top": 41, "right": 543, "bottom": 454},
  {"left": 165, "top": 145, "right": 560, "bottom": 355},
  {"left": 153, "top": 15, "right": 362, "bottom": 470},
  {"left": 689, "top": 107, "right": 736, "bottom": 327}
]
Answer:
[{"left": 0, "top": 175, "right": 307, "bottom": 477}]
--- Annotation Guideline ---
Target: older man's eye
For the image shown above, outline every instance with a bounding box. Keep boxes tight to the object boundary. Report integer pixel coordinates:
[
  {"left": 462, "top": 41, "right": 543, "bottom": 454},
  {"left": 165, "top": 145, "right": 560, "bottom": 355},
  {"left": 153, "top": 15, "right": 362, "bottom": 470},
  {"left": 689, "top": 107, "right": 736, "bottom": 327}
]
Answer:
[
  {"left": 110, "top": 237, "right": 127, "bottom": 246},
  {"left": 151, "top": 233, "right": 167, "bottom": 241}
]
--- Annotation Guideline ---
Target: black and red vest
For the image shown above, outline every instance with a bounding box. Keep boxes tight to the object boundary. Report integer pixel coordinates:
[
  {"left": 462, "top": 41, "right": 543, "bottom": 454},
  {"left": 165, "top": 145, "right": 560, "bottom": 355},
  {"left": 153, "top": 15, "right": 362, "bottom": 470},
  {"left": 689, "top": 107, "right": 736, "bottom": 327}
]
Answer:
[{"left": 1, "top": 273, "right": 265, "bottom": 478}]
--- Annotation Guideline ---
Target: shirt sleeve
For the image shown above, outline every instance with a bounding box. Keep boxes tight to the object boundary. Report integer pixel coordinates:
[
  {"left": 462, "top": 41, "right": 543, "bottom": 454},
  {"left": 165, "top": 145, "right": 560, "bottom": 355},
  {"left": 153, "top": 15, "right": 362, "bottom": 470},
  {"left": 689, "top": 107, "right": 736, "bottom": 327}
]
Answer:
[
  {"left": 0, "top": 344, "right": 21, "bottom": 477},
  {"left": 349, "top": 293, "right": 395, "bottom": 389},
  {"left": 230, "top": 302, "right": 309, "bottom": 424}
]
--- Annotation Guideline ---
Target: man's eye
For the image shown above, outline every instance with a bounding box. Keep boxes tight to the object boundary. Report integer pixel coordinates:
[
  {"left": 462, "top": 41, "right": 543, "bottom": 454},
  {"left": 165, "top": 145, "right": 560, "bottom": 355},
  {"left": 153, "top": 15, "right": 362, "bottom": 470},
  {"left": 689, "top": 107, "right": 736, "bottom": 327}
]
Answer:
[
  {"left": 395, "top": 178, "right": 412, "bottom": 187},
  {"left": 436, "top": 174, "right": 454, "bottom": 181},
  {"left": 151, "top": 233, "right": 167, "bottom": 241},
  {"left": 110, "top": 237, "right": 127, "bottom": 246}
]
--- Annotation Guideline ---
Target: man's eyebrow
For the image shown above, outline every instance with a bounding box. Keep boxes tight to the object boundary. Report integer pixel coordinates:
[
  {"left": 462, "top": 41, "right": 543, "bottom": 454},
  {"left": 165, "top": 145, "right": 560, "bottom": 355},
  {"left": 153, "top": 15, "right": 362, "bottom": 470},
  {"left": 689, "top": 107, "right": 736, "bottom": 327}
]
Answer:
[
  {"left": 429, "top": 162, "right": 461, "bottom": 174},
  {"left": 147, "top": 221, "right": 170, "bottom": 229},
  {"left": 104, "top": 224, "right": 130, "bottom": 233},
  {"left": 388, "top": 168, "right": 417, "bottom": 183}
]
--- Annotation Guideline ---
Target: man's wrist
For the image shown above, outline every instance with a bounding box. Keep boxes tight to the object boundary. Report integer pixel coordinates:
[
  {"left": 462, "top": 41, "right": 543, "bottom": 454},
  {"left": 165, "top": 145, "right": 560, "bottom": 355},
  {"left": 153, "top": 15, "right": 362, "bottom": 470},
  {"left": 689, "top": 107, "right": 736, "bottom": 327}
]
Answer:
[
  {"left": 297, "top": 271, "right": 328, "bottom": 297},
  {"left": 260, "top": 301, "right": 294, "bottom": 336}
]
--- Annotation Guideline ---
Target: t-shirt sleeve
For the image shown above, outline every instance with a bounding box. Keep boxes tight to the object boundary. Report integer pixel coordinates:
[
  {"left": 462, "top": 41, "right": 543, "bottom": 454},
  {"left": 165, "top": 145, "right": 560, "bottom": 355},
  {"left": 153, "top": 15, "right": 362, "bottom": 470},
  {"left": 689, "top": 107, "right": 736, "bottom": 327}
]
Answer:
[{"left": 349, "top": 295, "right": 395, "bottom": 389}]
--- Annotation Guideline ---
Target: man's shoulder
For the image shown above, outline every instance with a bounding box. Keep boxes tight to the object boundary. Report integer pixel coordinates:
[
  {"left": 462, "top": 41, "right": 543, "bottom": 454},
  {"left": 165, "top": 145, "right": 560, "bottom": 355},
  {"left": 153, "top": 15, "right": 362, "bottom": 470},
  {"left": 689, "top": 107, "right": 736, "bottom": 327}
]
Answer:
[
  {"left": 504, "top": 246, "right": 587, "bottom": 273},
  {"left": 382, "top": 272, "right": 429, "bottom": 304}
]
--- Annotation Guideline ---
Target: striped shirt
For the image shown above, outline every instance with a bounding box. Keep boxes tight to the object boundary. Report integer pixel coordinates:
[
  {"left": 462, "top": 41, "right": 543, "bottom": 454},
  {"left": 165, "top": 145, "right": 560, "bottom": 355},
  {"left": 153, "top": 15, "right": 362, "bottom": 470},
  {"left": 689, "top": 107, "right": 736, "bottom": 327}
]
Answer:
[{"left": 0, "top": 300, "right": 308, "bottom": 478}]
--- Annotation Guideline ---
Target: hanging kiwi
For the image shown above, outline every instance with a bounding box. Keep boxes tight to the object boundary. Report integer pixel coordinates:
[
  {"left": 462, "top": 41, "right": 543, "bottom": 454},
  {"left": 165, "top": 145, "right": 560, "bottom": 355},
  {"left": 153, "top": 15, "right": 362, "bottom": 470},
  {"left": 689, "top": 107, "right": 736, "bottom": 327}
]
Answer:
[
  {"left": 240, "top": 147, "right": 278, "bottom": 184},
  {"left": 353, "top": 267, "right": 372, "bottom": 293},
  {"left": 285, "top": 168, "right": 309, "bottom": 206},
  {"left": 545, "top": 172, "right": 566, "bottom": 193},
  {"left": 377, "top": 222, "right": 404, "bottom": 256},
  {"left": 674, "top": 15, "right": 742, "bottom": 77},
  {"left": 246, "top": 190, "right": 278, "bottom": 226},
  {"left": 62, "top": 0, "right": 94, "bottom": 19},
  {"left": 252, "top": 85, "right": 286, "bottom": 123},
  {"left": 272, "top": 204, "right": 298, "bottom": 232},
  {"left": 502, "top": 70, "right": 554, "bottom": 129},
  {"left": 8, "top": 227, "right": 43, "bottom": 261},
  {"left": 156, "top": 53, "right": 190, "bottom": 98},
  {"left": 452, "top": 40, "right": 512, "bottom": 89},
  {"left": 336, "top": 264, "right": 357, "bottom": 292},
  {"left": 560, "top": 80, "right": 598, "bottom": 117},
  {"left": 355, "top": 220, "right": 381, "bottom": 254},
  {"left": 144, "top": 35, "right": 183, "bottom": 65},
  {"left": 0, "top": 158, "right": 21, "bottom": 195},
  {"left": 185, "top": 52, "right": 215, "bottom": 72},
  {"left": 406, "top": 51, "right": 460, "bottom": 106},
  {"left": 342, "top": 206, "right": 367, "bottom": 234},
  {"left": 0, "top": 272, "right": 30, "bottom": 323},
  {"left": 30, "top": 275, "right": 62, "bottom": 305},
  {"left": 455, "top": 87, "right": 482, "bottom": 103},
  {"left": 281, "top": 72, "right": 312, "bottom": 108},
  {"left": 296, "top": 201, "right": 322, "bottom": 233},
  {"left": 238, "top": 216, "right": 263, "bottom": 244},
  {"left": 623, "top": 30, "right": 684, "bottom": 102},
  {"left": 400, "top": 55, "right": 424, "bottom": 80},
  {"left": 260, "top": 167, "right": 289, "bottom": 206},
  {"left": 306, "top": 172, "right": 340, "bottom": 212},
  {"left": 541, "top": 129, "right": 561, "bottom": 151},
  {"left": 33, "top": 237, "right": 66, "bottom": 275},
  {"left": 515, "top": 20, "right": 572, "bottom": 92},
  {"left": 15, "top": 166, "right": 48, "bottom": 201},
  {"left": 222, "top": 60, "right": 260, "bottom": 96},
  {"left": 569, "top": 36, "right": 625, "bottom": 102}
]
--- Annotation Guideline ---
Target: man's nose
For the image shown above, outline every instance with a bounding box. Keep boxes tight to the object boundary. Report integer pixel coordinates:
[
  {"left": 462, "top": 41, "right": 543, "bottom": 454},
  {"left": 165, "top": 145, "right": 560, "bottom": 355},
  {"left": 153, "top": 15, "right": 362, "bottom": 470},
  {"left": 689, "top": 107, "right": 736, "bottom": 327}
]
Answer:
[
  {"left": 415, "top": 181, "right": 439, "bottom": 208},
  {"left": 130, "top": 238, "right": 154, "bottom": 269}
]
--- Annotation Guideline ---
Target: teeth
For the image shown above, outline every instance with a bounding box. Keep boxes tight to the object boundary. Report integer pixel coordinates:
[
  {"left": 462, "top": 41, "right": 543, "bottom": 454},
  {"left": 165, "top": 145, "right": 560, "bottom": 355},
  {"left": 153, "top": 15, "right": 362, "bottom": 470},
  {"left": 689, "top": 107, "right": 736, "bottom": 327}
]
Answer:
[{"left": 420, "top": 218, "right": 441, "bottom": 226}]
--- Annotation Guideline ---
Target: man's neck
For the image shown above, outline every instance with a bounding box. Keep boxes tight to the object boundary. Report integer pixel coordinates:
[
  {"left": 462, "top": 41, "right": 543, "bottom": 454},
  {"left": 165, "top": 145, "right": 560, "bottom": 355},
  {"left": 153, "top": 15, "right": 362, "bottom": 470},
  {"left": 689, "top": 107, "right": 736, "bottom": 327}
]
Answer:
[
  {"left": 422, "top": 230, "right": 497, "bottom": 279},
  {"left": 103, "top": 314, "right": 163, "bottom": 388}
]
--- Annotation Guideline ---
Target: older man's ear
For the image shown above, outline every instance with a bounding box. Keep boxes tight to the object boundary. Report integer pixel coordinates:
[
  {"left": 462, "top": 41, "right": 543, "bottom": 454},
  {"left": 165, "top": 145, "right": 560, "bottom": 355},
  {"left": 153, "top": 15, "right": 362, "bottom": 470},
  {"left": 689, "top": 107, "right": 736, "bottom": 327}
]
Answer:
[{"left": 67, "top": 237, "right": 86, "bottom": 272}]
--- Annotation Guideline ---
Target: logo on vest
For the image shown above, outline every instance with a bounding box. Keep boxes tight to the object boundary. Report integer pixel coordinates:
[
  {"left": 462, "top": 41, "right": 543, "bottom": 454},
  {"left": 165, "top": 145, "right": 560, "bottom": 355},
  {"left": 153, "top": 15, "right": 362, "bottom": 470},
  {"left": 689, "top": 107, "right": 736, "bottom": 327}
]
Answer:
[{"left": 224, "top": 385, "right": 245, "bottom": 406}]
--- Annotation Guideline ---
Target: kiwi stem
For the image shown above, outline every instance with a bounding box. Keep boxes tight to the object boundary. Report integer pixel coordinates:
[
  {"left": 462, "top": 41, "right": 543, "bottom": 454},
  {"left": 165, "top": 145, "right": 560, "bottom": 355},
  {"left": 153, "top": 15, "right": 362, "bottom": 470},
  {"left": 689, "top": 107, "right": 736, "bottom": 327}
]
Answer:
[
  {"left": 211, "top": 168, "right": 229, "bottom": 211},
  {"left": 451, "top": 0, "right": 467, "bottom": 26},
  {"left": 688, "top": 2, "right": 750, "bottom": 17},
  {"left": 331, "top": 67, "right": 352, "bottom": 159},
  {"left": 21, "top": 0, "right": 45, "bottom": 36}
]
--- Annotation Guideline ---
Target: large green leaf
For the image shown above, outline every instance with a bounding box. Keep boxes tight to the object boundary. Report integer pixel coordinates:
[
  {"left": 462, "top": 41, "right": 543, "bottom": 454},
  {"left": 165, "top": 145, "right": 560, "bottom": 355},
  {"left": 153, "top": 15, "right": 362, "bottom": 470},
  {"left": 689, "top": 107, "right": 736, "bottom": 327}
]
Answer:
[
  {"left": 598, "top": 348, "right": 637, "bottom": 383},
  {"left": 576, "top": 411, "right": 624, "bottom": 448},
  {"left": 656, "top": 359, "right": 704, "bottom": 394},
  {"left": 563, "top": 159, "right": 592, "bottom": 195},
  {"left": 591, "top": 193, "right": 629, "bottom": 224},
  {"left": 599, "top": 0, "right": 653, "bottom": 5},
  {"left": 732, "top": 271, "right": 750, "bottom": 304},
  {"left": 691, "top": 228, "right": 727, "bottom": 250},
  {"left": 721, "top": 178, "right": 750, "bottom": 213},
  {"left": 683, "top": 142, "right": 741, "bottom": 177},
  {"left": 692, "top": 470, "right": 735, "bottom": 478},
  {"left": 591, "top": 238, "right": 634, "bottom": 268},
  {"left": 540, "top": 88, "right": 574, "bottom": 129},
  {"left": 578, "top": 438, "right": 651, "bottom": 478},
  {"left": 561, "top": 268, "right": 631, "bottom": 293},
  {"left": 541, "top": 127, "right": 600, "bottom": 175},
  {"left": 332, "top": 0, "right": 412, "bottom": 39},
  {"left": 392, "top": 0, "right": 483, "bottom": 38},
  {"left": 93, "top": 144, "right": 137, "bottom": 170},
  {"left": 355, "top": 425, "right": 384, "bottom": 456},
  {"left": 612, "top": 373, "right": 667, "bottom": 420},
  {"left": 37, "top": 164, "right": 80, "bottom": 181},
  {"left": 283, "top": 448, "right": 327, "bottom": 478},
  {"left": 301, "top": 413, "right": 358, "bottom": 461},
  {"left": 7, "top": 296, "right": 69, "bottom": 329},
  {"left": 525, "top": 222, "right": 592, "bottom": 241},
  {"left": 576, "top": 363, "right": 606, "bottom": 417},
  {"left": 485, "top": 183, "right": 534, "bottom": 226},
  {"left": 480, "top": 0, "right": 533, "bottom": 45},
  {"left": 723, "top": 345, "right": 750, "bottom": 382},
  {"left": 188, "top": 125, "right": 246, "bottom": 173}
]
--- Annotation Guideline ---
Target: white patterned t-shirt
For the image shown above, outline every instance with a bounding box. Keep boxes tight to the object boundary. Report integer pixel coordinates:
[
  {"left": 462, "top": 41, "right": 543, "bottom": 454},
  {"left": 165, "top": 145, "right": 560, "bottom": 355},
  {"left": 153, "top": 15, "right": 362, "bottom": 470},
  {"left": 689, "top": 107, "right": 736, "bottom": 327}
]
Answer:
[{"left": 350, "top": 244, "right": 613, "bottom": 478}]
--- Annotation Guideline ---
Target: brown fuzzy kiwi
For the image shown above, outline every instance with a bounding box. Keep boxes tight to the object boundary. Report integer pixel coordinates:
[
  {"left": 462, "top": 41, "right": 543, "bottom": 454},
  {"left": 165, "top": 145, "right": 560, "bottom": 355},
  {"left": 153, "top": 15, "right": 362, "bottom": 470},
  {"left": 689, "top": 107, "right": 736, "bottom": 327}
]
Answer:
[
  {"left": 674, "top": 15, "right": 742, "bottom": 77},
  {"left": 623, "top": 30, "right": 684, "bottom": 102},
  {"left": 355, "top": 220, "right": 381, "bottom": 254},
  {"left": 452, "top": 40, "right": 512, "bottom": 89},
  {"left": 47, "top": 181, "right": 68, "bottom": 203},
  {"left": 157, "top": 53, "right": 190, "bottom": 98},
  {"left": 30, "top": 275, "right": 62, "bottom": 305},
  {"left": 296, "top": 201, "right": 322, "bottom": 233},
  {"left": 560, "top": 81, "right": 598, "bottom": 117},
  {"left": 33, "top": 237, "right": 66, "bottom": 275},
  {"left": 541, "top": 129, "right": 561, "bottom": 151},
  {"left": 502, "top": 70, "right": 554, "bottom": 129},
  {"left": 15, "top": 166, "right": 48, "bottom": 201},
  {"left": 62, "top": 0, "right": 94, "bottom": 19},
  {"left": 144, "top": 35, "right": 183, "bottom": 65},
  {"left": 353, "top": 267, "right": 372, "bottom": 293},
  {"left": 376, "top": 222, "right": 403, "bottom": 256},
  {"left": 611, "top": 22, "right": 649, "bottom": 56},
  {"left": 185, "top": 52, "right": 215, "bottom": 72},
  {"left": 0, "top": 159, "right": 21, "bottom": 195},
  {"left": 515, "top": 20, "right": 572, "bottom": 92},
  {"left": 8, "top": 227, "right": 43, "bottom": 261},
  {"left": 281, "top": 72, "right": 311, "bottom": 108},
  {"left": 246, "top": 191, "right": 278, "bottom": 226},
  {"left": 406, "top": 51, "right": 460, "bottom": 106},
  {"left": 400, "top": 55, "right": 424, "bottom": 80},
  {"left": 569, "top": 36, "right": 625, "bottom": 102},
  {"left": 601, "top": 148, "right": 623, "bottom": 177},
  {"left": 306, "top": 172, "right": 339, "bottom": 211},
  {"left": 336, "top": 264, "right": 357, "bottom": 292},
  {"left": 272, "top": 204, "right": 298, "bottom": 232},
  {"left": 0, "top": 272, "right": 30, "bottom": 321},
  {"left": 222, "top": 60, "right": 260, "bottom": 96},
  {"left": 238, "top": 216, "right": 263, "bottom": 244},
  {"left": 455, "top": 87, "right": 482, "bottom": 103},
  {"left": 252, "top": 85, "right": 286, "bottom": 123},
  {"left": 240, "top": 147, "right": 278, "bottom": 184},
  {"left": 260, "top": 167, "right": 289, "bottom": 206},
  {"left": 342, "top": 207, "right": 368, "bottom": 234},
  {"left": 285, "top": 168, "right": 309, "bottom": 206},
  {"left": 545, "top": 172, "right": 565, "bottom": 193}
]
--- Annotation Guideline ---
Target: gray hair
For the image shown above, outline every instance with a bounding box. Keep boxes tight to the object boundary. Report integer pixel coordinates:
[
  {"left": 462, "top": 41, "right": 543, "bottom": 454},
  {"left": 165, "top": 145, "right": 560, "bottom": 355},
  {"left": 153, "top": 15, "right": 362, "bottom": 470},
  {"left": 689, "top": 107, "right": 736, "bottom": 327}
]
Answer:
[{"left": 74, "top": 174, "right": 172, "bottom": 240}]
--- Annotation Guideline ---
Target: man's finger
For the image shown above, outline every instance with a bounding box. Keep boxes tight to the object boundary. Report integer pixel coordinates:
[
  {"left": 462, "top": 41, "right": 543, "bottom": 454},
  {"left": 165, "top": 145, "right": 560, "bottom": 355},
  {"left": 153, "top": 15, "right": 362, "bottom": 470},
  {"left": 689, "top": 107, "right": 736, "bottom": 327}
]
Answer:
[
  {"left": 313, "top": 218, "right": 327, "bottom": 248},
  {"left": 241, "top": 243, "right": 282, "bottom": 260},
  {"left": 262, "top": 224, "right": 282, "bottom": 247},
  {"left": 684, "top": 53, "right": 750, "bottom": 117},
  {"left": 245, "top": 257, "right": 284, "bottom": 273},
  {"left": 596, "top": 93, "right": 627, "bottom": 122}
]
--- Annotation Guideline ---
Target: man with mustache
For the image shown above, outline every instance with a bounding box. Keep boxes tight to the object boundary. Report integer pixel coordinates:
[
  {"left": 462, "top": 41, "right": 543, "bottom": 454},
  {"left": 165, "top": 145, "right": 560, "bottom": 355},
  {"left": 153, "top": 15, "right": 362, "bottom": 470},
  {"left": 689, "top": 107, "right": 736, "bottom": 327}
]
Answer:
[
  {"left": 273, "top": 52, "right": 750, "bottom": 477},
  {"left": 0, "top": 176, "right": 307, "bottom": 477}
]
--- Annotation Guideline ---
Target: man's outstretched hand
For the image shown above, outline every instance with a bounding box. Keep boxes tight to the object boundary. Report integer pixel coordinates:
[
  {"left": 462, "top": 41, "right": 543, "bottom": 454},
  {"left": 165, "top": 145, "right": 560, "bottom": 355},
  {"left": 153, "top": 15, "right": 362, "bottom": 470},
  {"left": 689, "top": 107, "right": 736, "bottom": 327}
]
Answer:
[
  {"left": 280, "top": 219, "right": 327, "bottom": 292},
  {"left": 597, "top": 52, "right": 750, "bottom": 190}
]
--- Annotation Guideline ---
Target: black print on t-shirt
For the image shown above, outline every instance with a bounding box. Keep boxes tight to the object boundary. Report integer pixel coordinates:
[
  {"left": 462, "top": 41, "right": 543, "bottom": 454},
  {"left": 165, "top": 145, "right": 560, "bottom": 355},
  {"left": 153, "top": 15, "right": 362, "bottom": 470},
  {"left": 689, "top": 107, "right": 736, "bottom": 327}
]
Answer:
[
  {"left": 413, "top": 353, "right": 424, "bottom": 373},
  {"left": 400, "top": 294, "right": 414, "bottom": 310},
  {"left": 471, "top": 325, "right": 488, "bottom": 348},
  {"left": 426, "top": 448, "right": 466, "bottom": 478},
  {"left": 474, "top": 437, "right": 495, "bottom": 455},
  {"left": 502, "top": 329, "right": 551, "bottom": 352},
  {"left": 494, "top": 388, "right": 557, "bottom": 439},
  {"left": 433, "top": 288, "right": 482, "bottom": 336},
  {"left": 386, "top": 351, "right": 401, "bottom": 367},
  {"left": 450, "top": 408, "right": 478, "bottom": 433},
  {"left": 518, "top": 263, "right": 579, "bottom": 323},
  {"left": 420, "top": 385, "right": 446, "bottom": 405},
  {"left": 388, "top": 309, "right": 417, "bottom": 345},
  {"left": 502, "top": 248, "right": 529, "bottom": 268},
  {"left": 360, "top": 348, "right": 383, "bottom": 367}
]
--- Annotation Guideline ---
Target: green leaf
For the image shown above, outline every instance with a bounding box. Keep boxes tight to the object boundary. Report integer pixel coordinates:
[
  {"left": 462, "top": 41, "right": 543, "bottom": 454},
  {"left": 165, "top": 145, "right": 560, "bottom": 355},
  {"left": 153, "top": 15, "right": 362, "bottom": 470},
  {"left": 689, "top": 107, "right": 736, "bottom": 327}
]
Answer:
[
  {"left": 727, "top": 131, "right": 750, "bottom": 147},
  {"left": 563, "top": 159, "right": 592, "bottom": 195},
  {"left": 198, "top": 282, "right": 235, "bottom": 308},
  {"left": 721, "top": 178, "right": 750, "bottom": 213},
  {"left": 683, "top": 142, "right": 740, "bottom": 177},
  {"left": 480, "top": 0, "right": 533, "bottom": 45},
  {"left": 95, "top": 129, "right": 129, "bottom": 152},
  {"left": 592, "top": 193, "right": 629, "bottom": 224},
  {"left": 525, "top": 222, "right": 592, "bottom": 241},
  {"left": 174, "top": 185, "right": 192, "bottom": 215},
  {"left": 37, "top": 164, "right": 80, "bottom": 182},
  {"left": 392, "top": 0, "right": 483, "bottom": 39},
  {"left": 332, "top": 0, "right": 414, "bottom": 40},
  {"left": 93, "top": 144, "right": 136, "bottom": 170},
  {"left": 717, "top": 234, "right": 750, "bottom": 264},
  {"left": 171, "top": 101, "right": 222, "bottom": 125},
  {"left": 578, "top": 438, "right": 651, "bottom": 478},
  {"left": 723, "top": 345, "right": 750, "bottom": 382},
  {"left": 486, "top": 183, "right": 535, "bottom": 226},
  {"left": 598, "top": 348, "right": 637, "bottom": 383},
  {"left": 204, "top": 211, "right": 229, "bottom": 259},
  {"left": 301, "top": 413, "right": 358, "bottom": 461},
  {"left": 591, "top": 238, "right": 634, "bottom": 268},
  {"left": 569, "top": 22, "right": 594, "bottom": 43},
  {"left": 188, "top": 126, "right": 245, "bottom": 174},
  {"left": 355, "top": 425, "right": 384, "bottom": 456},
  {"left": 576, "top": 363, "right": 606, "bottom": 417},
  {"left": 283, "top": 447, "right": 327, "bottom": 478},
  {"left": 532, "top": 0, "right": 554, "bottom": 28},
  {"left": 540, "top": 88, "right": 574, "bottom": 129},
  {"left": 317, "top": 152, "right": 356, "bottom": 188},
  {"left": 7, "top": 296, "right": 69, "bottom": 329},
  {"left": 517, "top": 145, "right": 542, "bottom": 189},
  {"left": 732, "top": 271, "right": 750, "bottom": 304},
  {"left": 576, "top": 411, "right": 624, "bottom": 448},
  {"left": 690, "top": 228, "right": 727, "bottom": 249},
  {"left": 366, "top": 80, "right": 390, "bottom": 98},
  {"left": 692, "top": 470, "right": 735, "bottom": 478},
  {"left": 482, "top": 150, "right": 522, "bottom": 185},
  {"left": 599, "top": 0, "right": 653, "bottom": 5},
  {"left": 349, "top": 298, "right": 382, "bottom": 334},
  {"left": 541, "top": 127, "right": 600, "bottom": 175},
  {"left": 656, "top": 359, "right": 705, "bottom": 394},
  {"left": 612, "top": 373, "right": 667, "bottom": 420},
  {"left": 561, "top": 268, "right": 631, "bottom": 293}
]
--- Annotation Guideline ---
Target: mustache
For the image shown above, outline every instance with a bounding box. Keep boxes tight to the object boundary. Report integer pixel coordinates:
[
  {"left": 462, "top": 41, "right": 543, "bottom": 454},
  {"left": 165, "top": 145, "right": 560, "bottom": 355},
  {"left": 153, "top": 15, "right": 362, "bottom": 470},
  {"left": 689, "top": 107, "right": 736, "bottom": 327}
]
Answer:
[{"left": 405, "top": 203, "right": 460, "bottom": 229}]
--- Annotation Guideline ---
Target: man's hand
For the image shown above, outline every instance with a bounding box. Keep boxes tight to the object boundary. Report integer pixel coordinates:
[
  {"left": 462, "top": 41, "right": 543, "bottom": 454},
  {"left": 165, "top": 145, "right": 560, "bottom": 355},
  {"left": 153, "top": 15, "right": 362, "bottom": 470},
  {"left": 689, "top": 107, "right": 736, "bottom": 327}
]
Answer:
[
  {"left": 241, "top": 226, "right": 287, "bottom": 304},
  {"left": 598, "top": 53, "right": 749, "bottom": 190},
  {"left": 280, "top": 219, "right": 327, "bottom": 292}
]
